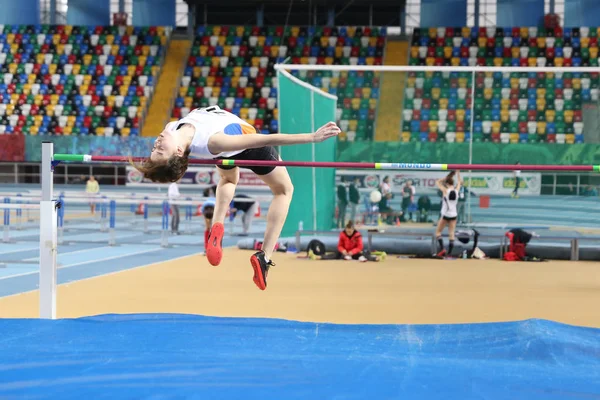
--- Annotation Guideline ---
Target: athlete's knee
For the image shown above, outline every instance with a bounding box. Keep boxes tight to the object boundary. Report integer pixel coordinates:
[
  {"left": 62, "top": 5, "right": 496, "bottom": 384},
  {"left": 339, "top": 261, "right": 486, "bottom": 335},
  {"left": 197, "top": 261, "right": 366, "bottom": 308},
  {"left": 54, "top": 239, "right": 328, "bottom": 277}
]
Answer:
[
  {"left": 272, "top": 179, "right": 294, "bottom": 198},
  {"left": 217, "top": 168, "right": 239, "bottom": 185},
  {"left": 220, "top": 174, "right": 239, "bottom": 185}
]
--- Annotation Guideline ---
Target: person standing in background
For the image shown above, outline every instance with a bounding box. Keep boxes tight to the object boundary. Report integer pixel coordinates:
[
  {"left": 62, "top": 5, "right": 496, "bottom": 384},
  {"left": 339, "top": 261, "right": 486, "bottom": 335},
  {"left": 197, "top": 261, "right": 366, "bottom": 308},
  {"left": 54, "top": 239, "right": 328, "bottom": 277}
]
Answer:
[
  {"left": 380, "top": 176, "right": 392, "bottom": 198},
  {"left": 435, "top": 170, "right": 461, "bottom": 258},
  {"left": 348, "top": 177, "right": 360, "bottom": 225},
  {"left": 379, "top": 176, "right": 397, "bottom": 224},
  {"left": 168, "top": 180, "right": 181, "bottom": 235},
  {"left": 85, "top": 175, "right": 99, "bottom": 215},
  {"left": 336, "top": 178, "right": 348, "bottom": 228},
  {"left": 401, "top": 180, "right": 415, "bottom": 222},
  {"left": 230, "top": 193, "right": 258, "bottom": 236},
  {"left": 512, "top": 162, "right": 521, "bottom": 198}
]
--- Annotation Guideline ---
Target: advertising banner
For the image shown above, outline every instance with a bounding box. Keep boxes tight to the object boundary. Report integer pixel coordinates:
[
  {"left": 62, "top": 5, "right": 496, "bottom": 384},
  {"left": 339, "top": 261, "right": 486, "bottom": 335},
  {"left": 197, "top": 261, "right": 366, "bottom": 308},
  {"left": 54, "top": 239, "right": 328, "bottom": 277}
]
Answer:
[
  {"left": 336, "top": 170, "right": 541, "bottom": 196},
  {"left": 128, "top": 166, "right": 541, "bottom": 196},
  {"left": 126, "top": 166, "right": 272, "bottom": 190},
  {"left": 0, "top": 134, "right": 25, "bottom": 161}
]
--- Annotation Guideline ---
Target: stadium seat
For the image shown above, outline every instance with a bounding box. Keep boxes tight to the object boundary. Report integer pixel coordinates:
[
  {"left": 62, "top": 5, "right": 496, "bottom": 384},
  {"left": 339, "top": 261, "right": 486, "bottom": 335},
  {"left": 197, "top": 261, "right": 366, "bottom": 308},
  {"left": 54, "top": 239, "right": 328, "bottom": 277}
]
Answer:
[
  {"left": 0, "top": 24, "right": 169, "bottom": 136},
  {"left": 405, "top": 27, "right": 600, "bottom": 143},
  {"left": 173, "top": 26, "right": 386, "bottom": 138}
]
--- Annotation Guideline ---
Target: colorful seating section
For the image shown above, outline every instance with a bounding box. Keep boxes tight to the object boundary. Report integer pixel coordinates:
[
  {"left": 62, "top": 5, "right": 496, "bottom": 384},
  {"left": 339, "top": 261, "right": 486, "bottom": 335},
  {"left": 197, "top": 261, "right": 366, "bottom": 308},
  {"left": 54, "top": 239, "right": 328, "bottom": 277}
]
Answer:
[
  {"left": 0, "top": 24, "right": 168, "bottom": 136},
  {"left": 289, "top": 69, "right": 381, "bottom": 141},
  {"left": 172, "top": 25, "right": 385, "bottom": 140},
  {"left": 405, "top": 27, "right": 600, "bottom": 143}
]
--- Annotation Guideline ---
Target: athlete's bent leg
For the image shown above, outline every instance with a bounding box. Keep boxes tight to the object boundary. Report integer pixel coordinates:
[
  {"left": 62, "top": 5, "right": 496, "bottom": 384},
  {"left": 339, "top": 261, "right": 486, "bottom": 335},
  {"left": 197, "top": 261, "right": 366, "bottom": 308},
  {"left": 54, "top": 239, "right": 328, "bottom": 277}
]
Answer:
[
  {"left": 257, "top": 166, "right": 293, "bottom": 260},
  {"left": 206, "top": 167, "right": 239, "bottom": 266},
  {"left": 213, "top": 167, "right": 239, "bottom": 225}
]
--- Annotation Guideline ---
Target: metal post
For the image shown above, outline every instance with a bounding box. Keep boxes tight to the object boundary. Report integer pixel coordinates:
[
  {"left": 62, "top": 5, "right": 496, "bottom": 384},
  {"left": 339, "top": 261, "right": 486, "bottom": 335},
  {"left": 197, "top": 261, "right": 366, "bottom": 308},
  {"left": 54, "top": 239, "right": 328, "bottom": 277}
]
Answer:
[
  {"left": 109, "top": 200, "right": 116, "bottom": 246},
  {"left": 57, "top": 194, "right": 64, "bottom": 245},
  {"left": 16, "top": 193, "right": 22, "bottom": 230},
  {"left": 49, "top": 0, "right": 57, "bottom": 25},
  {"left": 144, "top": 196, "right": 149, "bottom": 233},
  {"left": 187, "top": 5, "right": 195, "bottom": 38},
  {"left": 400, "top": 8, "right": 406, "bottom": 36},
  {"left": 130, "top": 193, "right": 136, "bottom": 222},
  {"left": 257, "top": 4, "right": 264, "bottom": 27},
  {"left": 100, "top": 196, "right": 108, "bottom": 232},
  {"left": 3, "top": 198, "right": 9, "bottom": 243},
  {"left": 161, "top": 200, "right": 169, "bottom": 248},
  {"left": 40, "top": 142, "right": 57, "bottom": 320},
  {"left": 327, "top": 7, "right": 335, "bottom": 26},
  {"left": 467, "top": 69, "right": 476, "bottom": 224},
  {"left": 186, "top": 197, "right": 192, "bottom": 234},
  {"left": 295, "top": 230, "right": 301, "bottom": 252},
  {"left": 310, "top": 91, "right": 317, "bottom": 231}
]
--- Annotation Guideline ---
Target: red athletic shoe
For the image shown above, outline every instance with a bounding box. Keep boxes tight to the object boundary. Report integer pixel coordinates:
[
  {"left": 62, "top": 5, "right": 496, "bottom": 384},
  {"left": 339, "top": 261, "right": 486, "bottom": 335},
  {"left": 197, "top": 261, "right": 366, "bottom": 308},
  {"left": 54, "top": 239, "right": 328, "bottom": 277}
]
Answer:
[
  {"left": 250, "top": 251, "right": 274, "bottom": 291},
  {"left": 206, "top": 222, "right": 224, "bottom": 266}
]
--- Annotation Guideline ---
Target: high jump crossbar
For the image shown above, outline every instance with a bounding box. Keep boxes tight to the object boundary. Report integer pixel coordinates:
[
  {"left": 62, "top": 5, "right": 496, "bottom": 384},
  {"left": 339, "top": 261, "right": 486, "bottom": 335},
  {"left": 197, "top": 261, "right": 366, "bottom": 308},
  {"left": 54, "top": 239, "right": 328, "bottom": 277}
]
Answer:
[{"left": 52, "top": 154, "right": 600, "bottom": 172}]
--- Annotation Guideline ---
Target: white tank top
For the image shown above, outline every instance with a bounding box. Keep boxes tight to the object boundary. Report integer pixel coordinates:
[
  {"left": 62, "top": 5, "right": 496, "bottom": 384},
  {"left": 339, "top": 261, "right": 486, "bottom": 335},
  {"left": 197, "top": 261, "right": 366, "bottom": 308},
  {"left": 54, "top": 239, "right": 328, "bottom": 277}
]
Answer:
[
  {"left": 164, "top": 106, "right": 257, "bottom": 159},
  {"left": 441, "top": 188, "right": 458, "bottom": 218}
]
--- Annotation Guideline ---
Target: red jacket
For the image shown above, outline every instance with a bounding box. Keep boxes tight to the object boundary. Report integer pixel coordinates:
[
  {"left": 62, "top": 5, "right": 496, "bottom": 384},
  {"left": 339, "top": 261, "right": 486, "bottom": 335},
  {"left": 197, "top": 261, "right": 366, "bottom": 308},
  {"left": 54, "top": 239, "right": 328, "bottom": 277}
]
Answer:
[{"left": 338, "top": 231, "right": 364, "bottom": 255}]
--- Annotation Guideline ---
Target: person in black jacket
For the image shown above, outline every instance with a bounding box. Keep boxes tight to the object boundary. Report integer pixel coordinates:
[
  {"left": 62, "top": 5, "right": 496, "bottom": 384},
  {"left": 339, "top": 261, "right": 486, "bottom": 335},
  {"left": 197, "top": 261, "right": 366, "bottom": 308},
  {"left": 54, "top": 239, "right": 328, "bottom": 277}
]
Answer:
[
  {"left": 348, "top": 177, "right": 361, "bottom": 224},
  {"left": 336, "top": 178, "right": 348, "bottom": 228}
]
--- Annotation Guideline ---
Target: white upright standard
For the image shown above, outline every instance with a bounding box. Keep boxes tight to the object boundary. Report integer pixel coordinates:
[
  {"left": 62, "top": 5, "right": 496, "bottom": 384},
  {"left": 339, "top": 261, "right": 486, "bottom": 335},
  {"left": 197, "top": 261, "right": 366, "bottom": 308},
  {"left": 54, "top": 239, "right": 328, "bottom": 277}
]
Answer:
[{"left": 39, "top": 141, "right": 58, "bottom": 319}]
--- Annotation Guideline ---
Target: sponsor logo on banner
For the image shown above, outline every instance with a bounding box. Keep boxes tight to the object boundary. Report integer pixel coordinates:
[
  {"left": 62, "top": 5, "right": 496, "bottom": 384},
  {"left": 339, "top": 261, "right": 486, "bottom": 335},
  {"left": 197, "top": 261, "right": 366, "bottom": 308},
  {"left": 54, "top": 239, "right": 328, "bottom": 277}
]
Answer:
[
  {"left": 127, "top": 169, "right": 144, "bottom": 184},
  {"left": 195, "top": 171, "right": 212, "bottom": 185},
  {"left": 391, "top": 163, "right": 432, "bottom": 169},
  {"left": 363, "top": 175, "right": 380, "bottom": 188}
]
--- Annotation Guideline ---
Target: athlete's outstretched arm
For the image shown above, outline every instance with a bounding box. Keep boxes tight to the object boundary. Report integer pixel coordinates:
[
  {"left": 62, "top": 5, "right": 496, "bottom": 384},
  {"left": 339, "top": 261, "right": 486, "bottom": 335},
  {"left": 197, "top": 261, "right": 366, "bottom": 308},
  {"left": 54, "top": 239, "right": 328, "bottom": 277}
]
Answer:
[{"left": 207, "top": 122, "right": 340, "bottom": 155}]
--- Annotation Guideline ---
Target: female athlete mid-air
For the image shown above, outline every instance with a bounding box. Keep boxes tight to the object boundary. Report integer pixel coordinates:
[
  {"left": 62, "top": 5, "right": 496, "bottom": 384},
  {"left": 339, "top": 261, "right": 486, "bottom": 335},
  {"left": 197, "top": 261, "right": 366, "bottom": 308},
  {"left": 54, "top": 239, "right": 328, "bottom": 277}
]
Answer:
[{"left": 132, "top": 106, "right": 340, "bottom": 290}]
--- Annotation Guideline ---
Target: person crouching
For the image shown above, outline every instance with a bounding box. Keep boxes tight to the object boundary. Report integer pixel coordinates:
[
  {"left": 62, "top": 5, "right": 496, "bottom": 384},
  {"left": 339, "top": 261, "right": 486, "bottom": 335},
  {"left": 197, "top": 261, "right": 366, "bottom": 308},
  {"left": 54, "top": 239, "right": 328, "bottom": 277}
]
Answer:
[{"left": 309, "top": 221, "right": 381, "bottom": 262}]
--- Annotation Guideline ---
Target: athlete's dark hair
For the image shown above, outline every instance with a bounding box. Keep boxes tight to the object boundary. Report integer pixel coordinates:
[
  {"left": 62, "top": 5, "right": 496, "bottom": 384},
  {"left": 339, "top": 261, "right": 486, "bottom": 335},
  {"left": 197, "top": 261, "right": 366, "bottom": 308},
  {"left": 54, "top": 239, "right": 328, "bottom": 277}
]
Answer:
[
  {"left": 130, "top": 150, "right": 191, "bottom": 183},
  {"left": 444, "top": 171, "right": 456, "bottom": 187}
]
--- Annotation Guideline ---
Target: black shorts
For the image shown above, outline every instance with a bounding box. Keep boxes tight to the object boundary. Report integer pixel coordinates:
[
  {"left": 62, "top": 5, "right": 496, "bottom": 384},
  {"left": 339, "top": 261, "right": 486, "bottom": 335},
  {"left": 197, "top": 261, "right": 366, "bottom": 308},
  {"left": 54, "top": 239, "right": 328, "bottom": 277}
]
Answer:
[
  {"left": 442, "top": 216, "right": 457, "bottom": 221},
  {"left": 215, "top": 146, "right": 279, "bottom": 176}
]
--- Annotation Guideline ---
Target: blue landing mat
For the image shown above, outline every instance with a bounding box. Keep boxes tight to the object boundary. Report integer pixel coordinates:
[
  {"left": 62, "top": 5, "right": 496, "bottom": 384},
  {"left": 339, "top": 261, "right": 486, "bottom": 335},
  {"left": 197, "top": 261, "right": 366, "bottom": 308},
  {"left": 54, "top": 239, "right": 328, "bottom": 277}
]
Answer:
[{"left": 1, "top": 314, "right": 599, "bottom": 399}]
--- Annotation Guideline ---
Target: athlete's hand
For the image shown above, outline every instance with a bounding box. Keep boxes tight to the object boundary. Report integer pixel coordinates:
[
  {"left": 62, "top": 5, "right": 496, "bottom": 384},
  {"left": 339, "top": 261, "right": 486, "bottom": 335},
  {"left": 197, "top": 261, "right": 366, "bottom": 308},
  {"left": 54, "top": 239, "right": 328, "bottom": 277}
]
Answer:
[{"left": 312, "top": 122, "right": 341, "bottom": 143}]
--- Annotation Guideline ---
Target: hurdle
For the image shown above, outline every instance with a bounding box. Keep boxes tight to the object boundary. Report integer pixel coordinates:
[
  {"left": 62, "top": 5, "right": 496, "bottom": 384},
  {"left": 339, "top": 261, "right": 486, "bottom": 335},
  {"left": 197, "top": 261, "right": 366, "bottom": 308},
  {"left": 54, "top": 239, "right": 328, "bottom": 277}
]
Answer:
[
  {"left": 35, "top": 145, "right": 598, "bottom": 319},
  {"left": 1, "top": 202, "right": 41, "bottom": 243}
]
